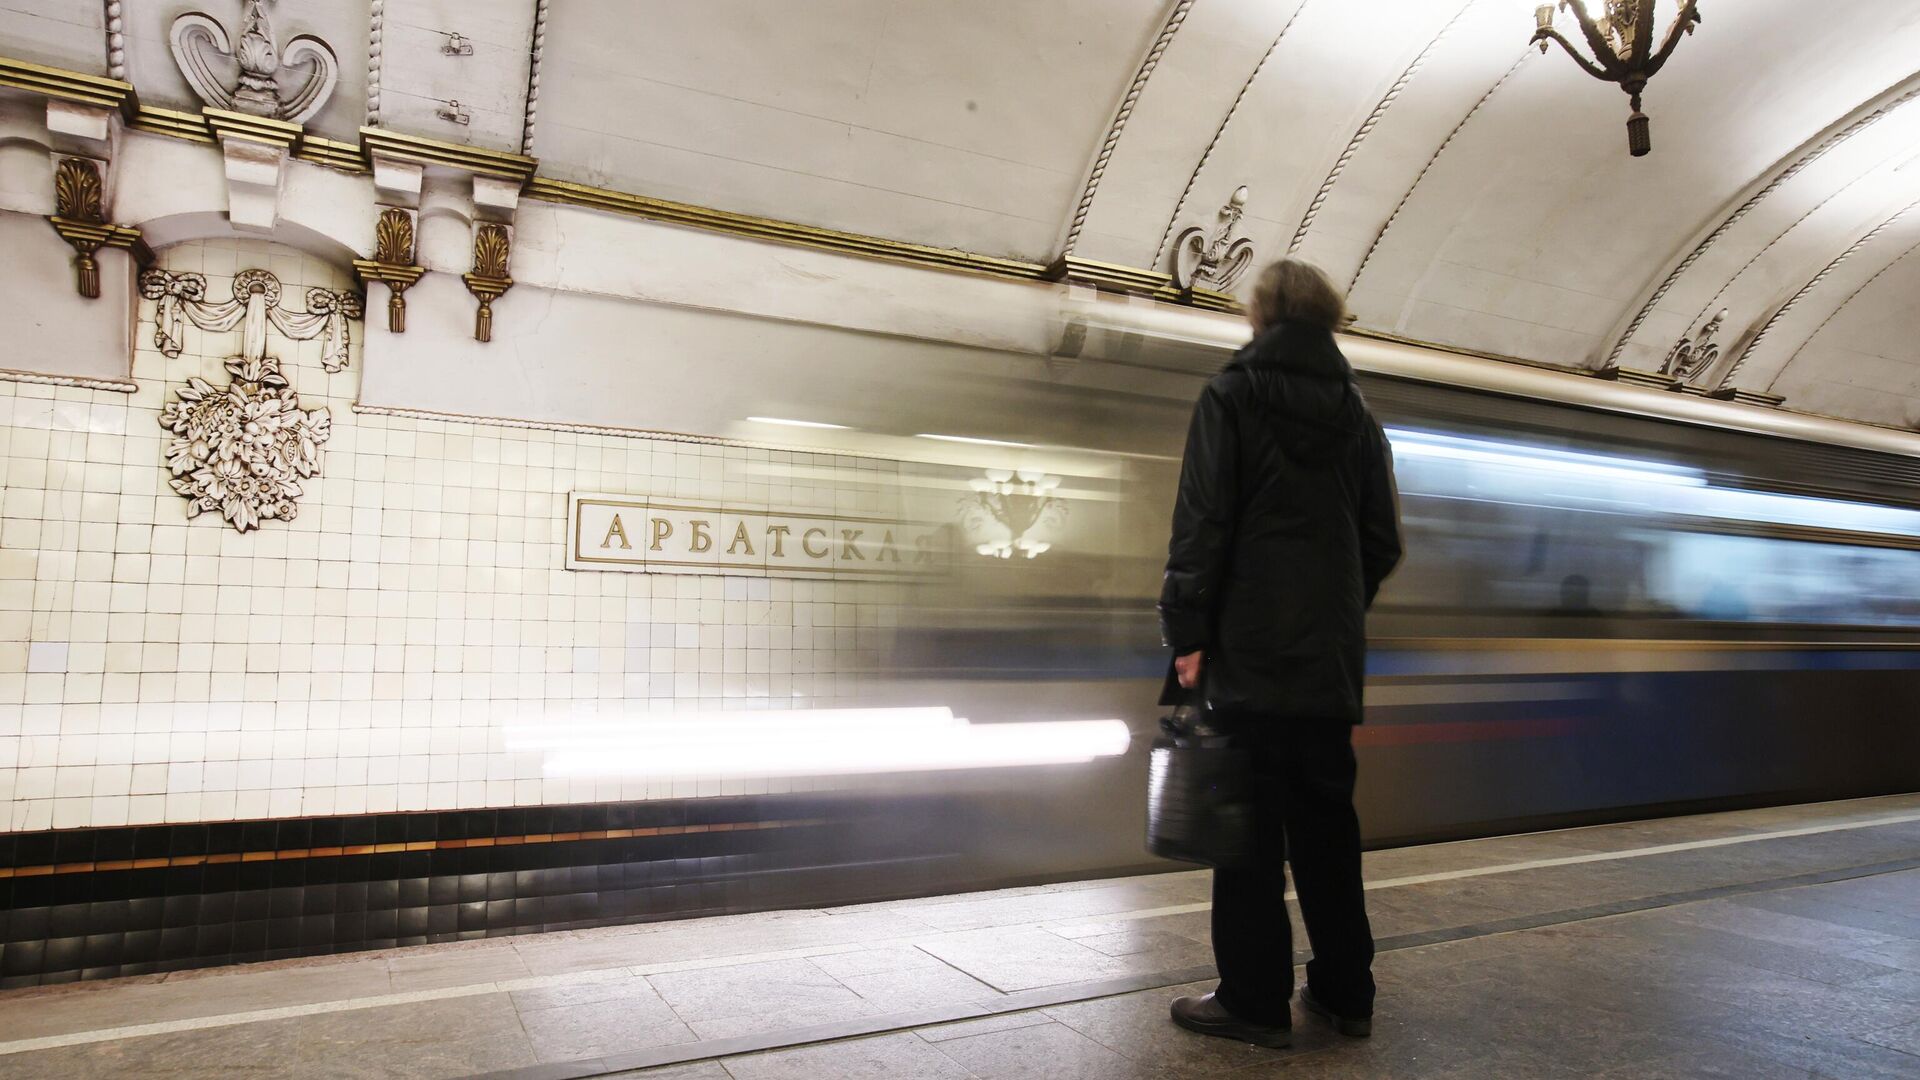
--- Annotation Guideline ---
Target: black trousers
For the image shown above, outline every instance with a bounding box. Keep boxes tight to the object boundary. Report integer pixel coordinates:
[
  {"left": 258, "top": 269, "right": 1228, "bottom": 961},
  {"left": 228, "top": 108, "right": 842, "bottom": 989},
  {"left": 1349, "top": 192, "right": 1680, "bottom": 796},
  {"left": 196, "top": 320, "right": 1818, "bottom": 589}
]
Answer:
[{"left": 1210, "top": 717, "right": 1374, "bottom": 1025}]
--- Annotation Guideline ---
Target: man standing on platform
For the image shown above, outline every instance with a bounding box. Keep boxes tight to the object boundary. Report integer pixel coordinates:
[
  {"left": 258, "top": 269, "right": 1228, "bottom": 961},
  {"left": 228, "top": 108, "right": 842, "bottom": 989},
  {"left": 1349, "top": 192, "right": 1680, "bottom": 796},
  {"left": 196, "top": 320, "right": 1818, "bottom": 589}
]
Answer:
[{"left": 1159, "top": 258, "right": 1403, "bottom": 1048}]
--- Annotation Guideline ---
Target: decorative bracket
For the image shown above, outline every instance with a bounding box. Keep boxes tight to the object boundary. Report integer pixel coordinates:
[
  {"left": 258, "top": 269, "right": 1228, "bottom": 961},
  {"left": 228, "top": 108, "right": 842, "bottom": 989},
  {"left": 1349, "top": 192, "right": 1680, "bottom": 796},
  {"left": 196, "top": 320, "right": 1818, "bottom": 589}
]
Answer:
[
  {"left": 463, "top": 223, "right": 513, "bottom": 342},
  {"left": 46, "top": 156, "right": 149, "bottom": 297},
  {"left": 351, "top": 207, "right": 425, "bottom": 332},
  {"left": 206, "top": 109, "right": 301, "bottom": 232}
]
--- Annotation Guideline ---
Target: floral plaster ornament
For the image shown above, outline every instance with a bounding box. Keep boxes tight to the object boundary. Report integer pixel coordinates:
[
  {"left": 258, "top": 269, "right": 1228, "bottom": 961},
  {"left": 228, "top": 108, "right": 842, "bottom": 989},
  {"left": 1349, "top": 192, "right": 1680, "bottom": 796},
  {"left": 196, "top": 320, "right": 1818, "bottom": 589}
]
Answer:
[
  {"left": 143, "top": 267, "right": 358, "bottom": 532},
  {"left": 158, "top": 361, "right": 330, "bottom": 532}
]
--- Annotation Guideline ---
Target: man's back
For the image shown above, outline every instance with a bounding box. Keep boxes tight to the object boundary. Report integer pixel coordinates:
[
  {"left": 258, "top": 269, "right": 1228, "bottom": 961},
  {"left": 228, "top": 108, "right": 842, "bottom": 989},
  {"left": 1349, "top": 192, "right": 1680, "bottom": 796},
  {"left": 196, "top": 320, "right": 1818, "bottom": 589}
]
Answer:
[{"left": 1158, "top": 319, "right": 1401, "bottom": 721}]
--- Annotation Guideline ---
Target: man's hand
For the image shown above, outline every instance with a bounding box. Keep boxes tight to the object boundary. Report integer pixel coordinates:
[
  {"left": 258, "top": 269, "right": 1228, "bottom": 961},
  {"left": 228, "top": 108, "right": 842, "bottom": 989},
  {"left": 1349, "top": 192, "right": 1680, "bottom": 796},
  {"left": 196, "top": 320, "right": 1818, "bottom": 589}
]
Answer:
[{"left": 1175, "top": 650, "right": 1204, "bottom": 690}]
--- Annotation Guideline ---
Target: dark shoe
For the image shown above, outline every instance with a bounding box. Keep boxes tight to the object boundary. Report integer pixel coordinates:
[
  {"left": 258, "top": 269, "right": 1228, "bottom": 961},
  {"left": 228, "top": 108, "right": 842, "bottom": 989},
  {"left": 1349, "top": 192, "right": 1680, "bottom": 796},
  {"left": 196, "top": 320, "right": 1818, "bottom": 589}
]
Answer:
[
  {"left": 1300, "top": 985, "right": 1372, "bottom": 1037},
  {"left": 1170, "top": 992, "right": 1292, "bottom": 1049}
]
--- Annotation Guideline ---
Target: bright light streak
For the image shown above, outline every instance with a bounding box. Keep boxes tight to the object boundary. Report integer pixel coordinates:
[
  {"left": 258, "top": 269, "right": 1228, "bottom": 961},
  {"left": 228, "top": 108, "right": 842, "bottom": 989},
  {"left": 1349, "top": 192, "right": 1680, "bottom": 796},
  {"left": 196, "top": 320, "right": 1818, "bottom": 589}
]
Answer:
[
  {"left": 513, "top": 708, "right": 1131, "bottom": 781},
  {"left": 915, "top": 433, "right": 1040, "bottom": 448},
  {"left": 747, "top": 416, "right": 850, "bottom": 429},
  {"left": 1386, "top": 427, "right": 1707, "bottom": 487},
  {"left": 1386, "top": 426, "right": 1920, "bottom": 537}
]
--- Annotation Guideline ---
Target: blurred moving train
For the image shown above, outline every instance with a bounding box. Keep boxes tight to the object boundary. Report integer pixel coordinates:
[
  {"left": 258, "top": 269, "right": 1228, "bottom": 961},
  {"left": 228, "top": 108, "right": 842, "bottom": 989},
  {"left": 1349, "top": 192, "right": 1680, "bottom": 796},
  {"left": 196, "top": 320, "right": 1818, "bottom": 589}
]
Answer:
[
  {"left": 749, "top": 302, "right": 1920, "bottom": 896},
  {"left": 558, "top": 298, "right": 1920, "bottom": 908}
]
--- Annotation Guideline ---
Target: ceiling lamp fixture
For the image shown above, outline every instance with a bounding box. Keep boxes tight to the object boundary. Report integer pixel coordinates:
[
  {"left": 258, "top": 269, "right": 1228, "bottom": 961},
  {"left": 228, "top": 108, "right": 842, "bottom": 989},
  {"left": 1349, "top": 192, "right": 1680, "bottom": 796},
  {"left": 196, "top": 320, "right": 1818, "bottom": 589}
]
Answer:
[{"left": 1533, "top": 1, "right": 1702, "bottom": 157}]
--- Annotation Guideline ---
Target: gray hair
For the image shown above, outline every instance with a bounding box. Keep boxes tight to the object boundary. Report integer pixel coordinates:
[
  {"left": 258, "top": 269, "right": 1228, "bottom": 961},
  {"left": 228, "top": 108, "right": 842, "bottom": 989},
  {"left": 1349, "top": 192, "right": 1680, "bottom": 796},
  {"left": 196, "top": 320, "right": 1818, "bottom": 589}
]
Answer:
[{"left": 1247, "top": 258, "right": 1347, "bottom": 331}]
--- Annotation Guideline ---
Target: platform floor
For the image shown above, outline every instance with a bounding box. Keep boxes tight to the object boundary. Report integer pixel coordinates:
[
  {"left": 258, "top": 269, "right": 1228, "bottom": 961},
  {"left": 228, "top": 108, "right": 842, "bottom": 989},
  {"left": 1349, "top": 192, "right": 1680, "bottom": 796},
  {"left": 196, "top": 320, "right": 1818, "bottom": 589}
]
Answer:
[{"left": 0, "top": 795, "right": 1916, "bottom": 1079}]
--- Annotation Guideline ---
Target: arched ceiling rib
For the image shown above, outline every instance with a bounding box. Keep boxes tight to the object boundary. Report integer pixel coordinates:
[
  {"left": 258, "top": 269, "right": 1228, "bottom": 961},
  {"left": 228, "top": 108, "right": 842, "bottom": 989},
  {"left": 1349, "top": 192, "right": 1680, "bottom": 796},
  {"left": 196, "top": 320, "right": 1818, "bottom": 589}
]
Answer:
[
  {"left": 8, "top": 0, "right": 1920, "bottom": 428},
  {"left": 1774, "top": 246, "right": 1920, "bottom": 427}
]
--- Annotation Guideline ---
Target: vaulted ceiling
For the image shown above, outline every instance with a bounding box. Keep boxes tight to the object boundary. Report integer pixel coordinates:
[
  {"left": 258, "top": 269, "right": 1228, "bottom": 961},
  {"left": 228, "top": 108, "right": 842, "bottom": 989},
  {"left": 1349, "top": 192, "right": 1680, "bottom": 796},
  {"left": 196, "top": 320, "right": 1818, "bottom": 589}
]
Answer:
[{"left": 7, "top": 0, "right": 1920, "bottom": 428}]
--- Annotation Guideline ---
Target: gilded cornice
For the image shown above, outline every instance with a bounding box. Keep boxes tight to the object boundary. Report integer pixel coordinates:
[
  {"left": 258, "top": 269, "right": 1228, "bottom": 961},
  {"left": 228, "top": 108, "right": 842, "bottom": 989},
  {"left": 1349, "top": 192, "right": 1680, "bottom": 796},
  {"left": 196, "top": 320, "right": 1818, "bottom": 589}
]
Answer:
[
  {"left": 203, "top": 108, "right": 301, "bottom": 149},
  {"left": 1045, "top": 255, "right": 1239, "bottom": 311},
  {"left": 525, "top": 176, "right": 1049, "bottom": 281},
  {"left": 129, "top": 103, "right": 215, "bottom": 143},
  {"left": 360, "top": 127, "right": 537, "bottom": 182},
  {"left": 0, "top": 56, "right": 134, "bottom": 113},
  {"left": 294, "top": 134, "right": 369, "bottom": 174}
]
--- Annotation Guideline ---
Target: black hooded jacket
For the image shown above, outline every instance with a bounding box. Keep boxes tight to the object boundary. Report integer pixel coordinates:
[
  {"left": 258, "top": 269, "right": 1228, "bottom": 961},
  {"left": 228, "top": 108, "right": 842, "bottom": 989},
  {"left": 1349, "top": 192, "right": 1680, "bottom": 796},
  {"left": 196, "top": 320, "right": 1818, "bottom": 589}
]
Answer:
[{"left": 1157, "top": 320, "right": 1403, "bottom": 722}]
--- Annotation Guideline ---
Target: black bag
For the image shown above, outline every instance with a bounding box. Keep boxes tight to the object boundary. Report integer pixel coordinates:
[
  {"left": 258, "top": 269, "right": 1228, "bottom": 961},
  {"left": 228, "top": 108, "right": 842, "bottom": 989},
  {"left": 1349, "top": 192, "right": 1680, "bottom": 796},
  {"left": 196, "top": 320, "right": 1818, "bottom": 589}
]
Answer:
[{"left": 1145, "top": 686, "right": 1258, "bottom": 869}]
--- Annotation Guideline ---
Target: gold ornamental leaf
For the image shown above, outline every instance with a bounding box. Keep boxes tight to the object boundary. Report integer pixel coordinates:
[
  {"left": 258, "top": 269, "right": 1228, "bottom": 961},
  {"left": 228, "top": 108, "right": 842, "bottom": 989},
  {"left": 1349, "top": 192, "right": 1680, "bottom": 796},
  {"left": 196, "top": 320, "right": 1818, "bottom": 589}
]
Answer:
[
  {"left": 374, "top": 208, "right": 415, "bottom": 264},
  {"left": 473, "top": 223, "right": 511, "bottom": 278},
  {"left": 54, "top": 158, "right": 104, "bottom": 222}
]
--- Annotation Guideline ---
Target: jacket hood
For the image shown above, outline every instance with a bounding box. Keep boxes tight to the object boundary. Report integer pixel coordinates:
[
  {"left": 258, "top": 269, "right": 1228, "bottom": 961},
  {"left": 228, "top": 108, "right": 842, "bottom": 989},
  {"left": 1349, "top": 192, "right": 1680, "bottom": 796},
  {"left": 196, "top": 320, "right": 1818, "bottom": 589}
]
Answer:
[{"left": 1225, "top": 320, "right": 1367, "bottom": 461}]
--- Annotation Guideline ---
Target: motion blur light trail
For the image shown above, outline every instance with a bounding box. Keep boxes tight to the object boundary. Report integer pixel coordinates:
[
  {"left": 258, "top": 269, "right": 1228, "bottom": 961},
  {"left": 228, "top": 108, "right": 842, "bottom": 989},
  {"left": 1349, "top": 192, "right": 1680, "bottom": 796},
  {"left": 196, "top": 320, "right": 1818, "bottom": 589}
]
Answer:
[
  {"left": 509, "top": 707, "right": 1132, "bottom": 781},
  {"left": 1386, "top": 426, "right": 1920, "bottom": 537}
]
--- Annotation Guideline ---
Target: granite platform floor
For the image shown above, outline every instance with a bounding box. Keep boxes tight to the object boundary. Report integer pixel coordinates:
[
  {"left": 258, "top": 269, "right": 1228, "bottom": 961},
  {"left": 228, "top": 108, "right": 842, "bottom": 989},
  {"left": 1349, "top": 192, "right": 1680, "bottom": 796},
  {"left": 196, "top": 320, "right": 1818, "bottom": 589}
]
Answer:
[{"left": 0, "top": 795, "right": 1916, "bottom": 1079}]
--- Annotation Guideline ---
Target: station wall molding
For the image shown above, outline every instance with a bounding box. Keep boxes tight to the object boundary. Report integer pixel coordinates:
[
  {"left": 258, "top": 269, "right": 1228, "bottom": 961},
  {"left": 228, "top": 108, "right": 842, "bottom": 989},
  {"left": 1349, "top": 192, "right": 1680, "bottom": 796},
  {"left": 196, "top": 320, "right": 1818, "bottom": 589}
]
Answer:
[
  {"left": 0, "top": 56, "right": 135, "bottom": 113},
  {"left": 0, "top": 54, "right": 1880, "bottom": 424}
]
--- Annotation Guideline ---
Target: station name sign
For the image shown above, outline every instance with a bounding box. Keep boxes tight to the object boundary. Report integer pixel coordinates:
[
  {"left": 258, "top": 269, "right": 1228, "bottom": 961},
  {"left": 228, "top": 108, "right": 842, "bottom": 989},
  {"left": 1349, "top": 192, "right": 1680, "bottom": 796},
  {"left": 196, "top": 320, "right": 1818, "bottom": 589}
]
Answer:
[{"left": 567, "top": 493, "right": 950, "bottom": 578}]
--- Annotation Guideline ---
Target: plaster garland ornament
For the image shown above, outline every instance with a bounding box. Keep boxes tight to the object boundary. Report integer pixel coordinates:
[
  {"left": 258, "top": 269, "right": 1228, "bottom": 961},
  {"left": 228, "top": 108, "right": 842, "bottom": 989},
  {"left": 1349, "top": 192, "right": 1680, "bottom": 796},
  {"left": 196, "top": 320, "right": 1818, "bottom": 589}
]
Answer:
[
  {"left": 141, "top": 268, "right": 363, "bottom": 372},
  {"left": 170, "top": 0, "right": 339, "bottom": 123},
  {"left": 1170, "top": 186, "right": 1255, "bottom": 294},
  {"left": 463, "top": 223, "right": 513, "bottom": 342},
  {"left": 351, "top": 208, "right": 425, "bottom": 332},
  {"left": 142, "top": 268, "right": 358, "bottom": 531}
]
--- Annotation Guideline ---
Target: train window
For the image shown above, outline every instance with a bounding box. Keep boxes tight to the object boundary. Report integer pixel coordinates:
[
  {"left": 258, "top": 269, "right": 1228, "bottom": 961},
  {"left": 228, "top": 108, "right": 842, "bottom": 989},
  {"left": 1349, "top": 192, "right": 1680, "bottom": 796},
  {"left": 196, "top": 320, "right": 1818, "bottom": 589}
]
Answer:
[
  {"left": 1651, "top": 532, "right": 1920, "bottom": 628},
  {"left": 1375, "top": 426, "right": 1920, "bottom": 629}
]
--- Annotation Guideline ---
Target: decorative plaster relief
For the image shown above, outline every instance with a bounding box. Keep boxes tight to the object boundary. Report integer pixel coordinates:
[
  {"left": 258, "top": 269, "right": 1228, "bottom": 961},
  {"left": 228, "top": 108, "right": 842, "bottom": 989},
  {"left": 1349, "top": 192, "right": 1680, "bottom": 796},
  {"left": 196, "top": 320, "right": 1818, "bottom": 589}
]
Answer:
[
  {"left": 1154, "top": 3, "right": 1307, "bottom": 269},
  {"left": 520, "top": 0, "right": 549, "bottom": 155},
  {"left": 141, "top": 267, "right": 362, "bottom": 531},
  {"left": 104, "top": 1, "right": 127, "bottom": 80},
  {"left": 169, "top": 0, "right": 339, "bottom": 124},
  {"left": 366, "top": 0, "right": 384, "bottom": 125},
  {"left": 1661, "top": 309, "right": 1726, "bottom": 381},
  {"left": 1170, "top": 186, "right": 1254, "bottom": 293},
  {"left": 1059, "top": 0, "right": 1193, "bottom": 255}
]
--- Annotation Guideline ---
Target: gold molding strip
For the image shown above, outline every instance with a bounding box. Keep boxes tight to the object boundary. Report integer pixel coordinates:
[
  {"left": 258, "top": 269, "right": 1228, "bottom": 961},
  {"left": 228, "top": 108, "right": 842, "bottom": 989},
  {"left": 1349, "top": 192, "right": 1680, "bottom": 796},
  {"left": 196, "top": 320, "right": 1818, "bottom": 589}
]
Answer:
[
  {"left": 1045, "top": 255, "right": 1240, "bottom": 311},
  {"left": 0, "top": 819, "right": 823, "bottom": 879},
  {"left": 293, "top": 133, "right": 370, "bottom": 174},
  {"left": 527, "top": 176, "right": 1051, "bottom": 281},
  {"left": 129, "top": 103, "right": 214, "bottom": 143},
  {"left": 0, "top": 367, "right": 137, "bottom": 392},
  {"left": 0, "top": 56, "right": 134, "bottom": 112},
  {"left": 203, "top": 107, "right": 301, "bottom": 149},
  {"left": 361, "top": 126, "right": 537, "bottom": 181},
  {"left": 1343, "top": 325, "right": 1592, "bottom": 378}
]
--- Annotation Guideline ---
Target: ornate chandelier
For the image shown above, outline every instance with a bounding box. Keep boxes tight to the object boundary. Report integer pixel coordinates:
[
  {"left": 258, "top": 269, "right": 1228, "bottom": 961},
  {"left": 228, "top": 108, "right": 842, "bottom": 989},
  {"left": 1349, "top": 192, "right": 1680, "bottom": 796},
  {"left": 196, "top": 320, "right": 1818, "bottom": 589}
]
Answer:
[{"left": 1533, "top": 1, "right": 1702, "bottom": 157}]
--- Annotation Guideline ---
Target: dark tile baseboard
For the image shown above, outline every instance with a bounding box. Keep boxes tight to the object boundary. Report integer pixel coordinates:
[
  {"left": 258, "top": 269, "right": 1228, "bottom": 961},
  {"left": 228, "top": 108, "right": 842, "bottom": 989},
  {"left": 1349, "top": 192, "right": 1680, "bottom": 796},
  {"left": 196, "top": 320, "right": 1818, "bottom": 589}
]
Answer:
[{"left": 0, "top": 794, "right": 971, "bottom": 988}]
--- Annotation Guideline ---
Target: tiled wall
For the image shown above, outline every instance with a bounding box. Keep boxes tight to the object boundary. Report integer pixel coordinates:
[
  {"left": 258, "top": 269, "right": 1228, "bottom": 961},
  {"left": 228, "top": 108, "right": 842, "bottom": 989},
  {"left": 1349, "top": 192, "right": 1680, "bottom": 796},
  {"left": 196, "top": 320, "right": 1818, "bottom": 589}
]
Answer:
[{"left": 0, "top": 239, "right": 900, "bottom": 832}]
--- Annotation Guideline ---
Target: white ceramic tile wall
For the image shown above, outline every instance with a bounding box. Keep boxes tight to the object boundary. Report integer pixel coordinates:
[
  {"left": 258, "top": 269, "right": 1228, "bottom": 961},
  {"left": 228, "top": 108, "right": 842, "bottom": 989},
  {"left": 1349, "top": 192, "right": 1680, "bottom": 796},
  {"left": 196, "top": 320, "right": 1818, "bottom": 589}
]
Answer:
[{"left": 0, "top": 239, "right": 900, "bottom": 831}]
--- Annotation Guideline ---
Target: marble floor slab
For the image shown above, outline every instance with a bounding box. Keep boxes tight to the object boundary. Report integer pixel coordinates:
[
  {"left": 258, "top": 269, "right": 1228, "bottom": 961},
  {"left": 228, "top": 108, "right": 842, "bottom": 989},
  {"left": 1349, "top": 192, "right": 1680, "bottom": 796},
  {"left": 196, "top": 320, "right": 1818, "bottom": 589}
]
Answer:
[{"left": 0, "top": 794, "right": 1912, "bottom": 1078}]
